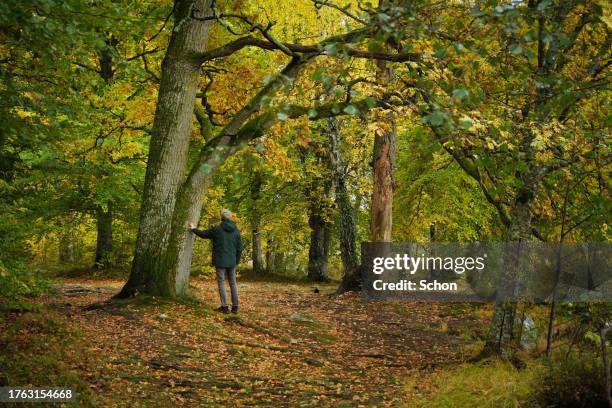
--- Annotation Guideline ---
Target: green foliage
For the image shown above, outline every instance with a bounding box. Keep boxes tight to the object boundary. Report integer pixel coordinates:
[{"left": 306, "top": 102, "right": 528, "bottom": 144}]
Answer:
[
  {"left": 0, "top": 260, "right": 51, "bottom": 299},
  {"left": 0, "top": 0, "right": 164, "bottom": 285},
  {"left": 394, "top": 125, "right": 500, "bottom": 242}
]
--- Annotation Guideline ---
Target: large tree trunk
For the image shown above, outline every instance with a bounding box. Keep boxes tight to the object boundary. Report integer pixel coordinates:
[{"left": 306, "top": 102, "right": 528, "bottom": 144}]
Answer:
[
  {"left": 161, "top": 60, "right": 306, "bottom": 296},
  {"left": 327, "top": 117, "right": 360, "bottom": 293},
  {"left": 94, "top": 203, "right": 113, "bottom": 269},
  {"left": 165, "top": 174, "right": 208, "bottom": 296},
  {"left": 370, "top": 46, "right": 396, "bottom": 242},
  {"left": 118, "top": 0, "right": 213, "bottom": 298},
  {"left": 120, "top": 26, "right": 306, "bottom": 296}
]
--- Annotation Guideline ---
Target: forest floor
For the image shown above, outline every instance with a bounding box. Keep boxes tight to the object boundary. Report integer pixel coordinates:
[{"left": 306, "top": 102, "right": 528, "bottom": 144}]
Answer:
[{"left": 1, "top": 276, "right": 493, "bottom": 407}]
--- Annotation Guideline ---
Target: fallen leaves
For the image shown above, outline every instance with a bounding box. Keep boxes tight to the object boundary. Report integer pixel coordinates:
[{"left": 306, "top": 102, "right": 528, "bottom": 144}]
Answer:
[{"left": 2, "top": 277, "right": 484, "bottom": 406}]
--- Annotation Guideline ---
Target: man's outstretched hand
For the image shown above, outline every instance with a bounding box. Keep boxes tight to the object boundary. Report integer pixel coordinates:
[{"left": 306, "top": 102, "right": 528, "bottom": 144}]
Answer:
[{"left": 188, "top": 223, "right": 196, "bottom": 230}]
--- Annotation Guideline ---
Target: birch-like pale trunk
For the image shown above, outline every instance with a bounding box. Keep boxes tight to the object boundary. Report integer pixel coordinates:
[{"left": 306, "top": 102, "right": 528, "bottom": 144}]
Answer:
[{"left": 327, "top": 117, "right": 360, "bottom": 293}]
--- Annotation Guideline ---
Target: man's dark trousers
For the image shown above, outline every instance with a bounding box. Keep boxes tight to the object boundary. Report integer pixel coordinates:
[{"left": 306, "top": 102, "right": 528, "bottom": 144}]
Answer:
[{"left": 216, "top": 267, "right": 238, "bottom": 308}]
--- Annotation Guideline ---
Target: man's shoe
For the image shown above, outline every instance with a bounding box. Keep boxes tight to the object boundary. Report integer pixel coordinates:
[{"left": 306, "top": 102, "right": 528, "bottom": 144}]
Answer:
[
  {"left": 215, "top": 306, "right": 229, "bottom": 314},
  {"left": 231, "top": 306, "right": 239, "bottom": 314}
]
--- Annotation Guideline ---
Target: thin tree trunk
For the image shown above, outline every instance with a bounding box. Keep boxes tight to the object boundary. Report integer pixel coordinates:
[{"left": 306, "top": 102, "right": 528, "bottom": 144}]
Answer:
[
  {"left": 303, "top": 135, "right": 333, "bottom": 283},
  {"left": 118, "top": 0, "right": 213, "bottom": 298},
  {"left": 545, "top": 248, "right": 562, "bottom": 357},
  {"left": 601, "top": 324, "right": 612, "bottom": 408},
  {"left": 94, "top": 203, "right": 113, "bottom": 269},
  {"left": 586, "top": 245, "right": 595, "bottom": 290},
  {"left": 58, "top": 231, "right": 75, "bottom": 264},
  {"left": 546, "top": 183, "right": 569, "bottom": 356},
  {"left": 93, "top": 37, "right": 116, "bottom": 270},
  {"left": 252, "top": 229, "right": 265, "bottom": 275},
  {"left": 275, "top": 251, "right": 286, "bottom": 274},
  {"left": 327, "top": 117, "right": 360, "bottom": 293},
  {"left": 250, "top": 171, "right": 265, "bottom": 275},
  {"left": 265, "top": 237, "right": 275, "bottom": 273}
]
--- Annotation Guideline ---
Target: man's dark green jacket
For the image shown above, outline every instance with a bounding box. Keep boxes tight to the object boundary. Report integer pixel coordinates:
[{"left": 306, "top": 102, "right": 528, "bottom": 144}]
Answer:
[{"left": 192, "top": 220, "right": 243, "bottom": 268}]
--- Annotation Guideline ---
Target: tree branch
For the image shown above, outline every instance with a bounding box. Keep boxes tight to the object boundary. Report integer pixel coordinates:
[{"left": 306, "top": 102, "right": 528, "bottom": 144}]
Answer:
[
  {"left": 126, "top": 46, "right": 161, "bottom": 62},
  {"left": 193, "top": 103, "right": 213, "bottom": 140},
  {"left": 196, "top": 28, "right": 421, "bottom": 64},
  {"left": 313, "top": 0, "right": 368, "bottom": 25},
  {"left": 72, "top": 61, "right": 100, "bottom": 74}
]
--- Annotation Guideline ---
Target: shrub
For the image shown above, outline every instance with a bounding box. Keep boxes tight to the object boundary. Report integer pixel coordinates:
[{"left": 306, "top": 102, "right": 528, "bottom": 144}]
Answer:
[
  {"left": 0, "top": 259, "right": 51, "bottom": 299},
  {"left": 532, "top": 352, "right": 607, "bottom": 408}
]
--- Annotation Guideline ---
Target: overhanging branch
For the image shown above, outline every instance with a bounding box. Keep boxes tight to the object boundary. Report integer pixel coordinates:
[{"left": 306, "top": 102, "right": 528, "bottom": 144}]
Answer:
[{"left": 196, "top": 28, "right": 421, "bottom": 64}]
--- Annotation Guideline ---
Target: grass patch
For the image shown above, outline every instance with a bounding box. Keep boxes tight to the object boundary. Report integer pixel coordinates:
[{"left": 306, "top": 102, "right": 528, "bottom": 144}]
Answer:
[
  {"left": 0, "top": 298, "right": 43, "bottom": 313},
  {"left": 404, "top": 360, "right": 539, "bottom": 408},
  {"left": 0, "top": 310, "right": 98, "bottom": 407}
]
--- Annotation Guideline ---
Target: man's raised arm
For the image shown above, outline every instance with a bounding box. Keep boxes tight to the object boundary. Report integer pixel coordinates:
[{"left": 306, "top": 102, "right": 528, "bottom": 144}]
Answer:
[{"left": 188, "top": 223, "right": 215, "bottom": 239}]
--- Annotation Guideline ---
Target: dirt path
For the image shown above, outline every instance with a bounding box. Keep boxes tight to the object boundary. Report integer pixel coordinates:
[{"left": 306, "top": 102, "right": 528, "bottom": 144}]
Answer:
[{"left": 6, "top": 278, "right": 484, "bottom": 407}]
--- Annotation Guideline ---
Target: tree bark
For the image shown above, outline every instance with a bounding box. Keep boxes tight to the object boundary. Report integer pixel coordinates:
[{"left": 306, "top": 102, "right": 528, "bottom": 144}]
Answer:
[
  {"left": 327, "top": 117, "right": 360, "bottom": 293},
  {"left": 118, "top": 0, "right": 213, "bottom": 298},
  {"left": 370, "top": 129, "right": 396, "bottom": 241},
  {"left": 265, "top": 237, "right": 276, "bottom": 273},
  {"left": 307, "top": 208, "right": 330, "bottom": 282},
  {"left": 275, "top": 251, "right": 286, "bottom": 274},
  {"left": 303, "top": 135, "right": 333, "bottom": 283},
  {"left": 92, "top": 36, "right": 116, "bottom": 270},
  {"left": 482, "top": 185, "right": 535, "bottom": 359},
  {"left": 252, "top": 229, "right": 265, "bottom": 275},
  {"left": 250, "top": 171, "right": 265, "bottom": 275},
  {"left": 94, "top": 203, "right": 113, "bottom": 269},
  {"left": 370, "top": 45, "right": 396, "bottom": 242},
  {"left": 546, "top": 185, "right": 569, "bottom": 356}
]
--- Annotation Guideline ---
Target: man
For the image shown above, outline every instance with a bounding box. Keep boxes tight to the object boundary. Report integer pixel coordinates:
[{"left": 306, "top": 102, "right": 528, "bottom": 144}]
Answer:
[{"left": 189, "top": 209, "right": 242, "bottom": 314}]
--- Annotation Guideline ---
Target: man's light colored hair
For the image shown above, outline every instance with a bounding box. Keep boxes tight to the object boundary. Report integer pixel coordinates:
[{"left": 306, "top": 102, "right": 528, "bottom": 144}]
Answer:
[{"left": 221, "top": 208, "right": 232, "bottom": 221}]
